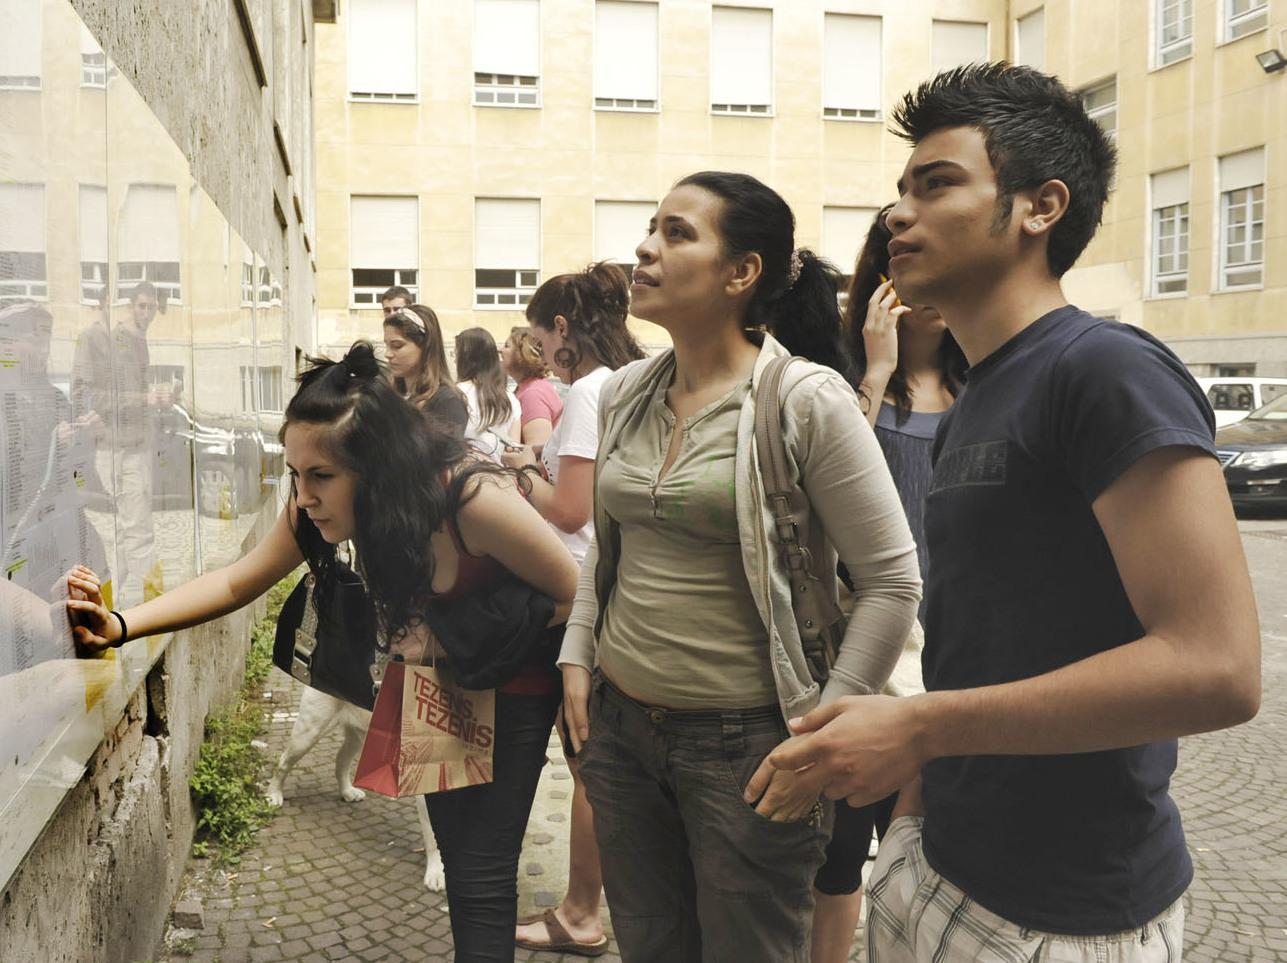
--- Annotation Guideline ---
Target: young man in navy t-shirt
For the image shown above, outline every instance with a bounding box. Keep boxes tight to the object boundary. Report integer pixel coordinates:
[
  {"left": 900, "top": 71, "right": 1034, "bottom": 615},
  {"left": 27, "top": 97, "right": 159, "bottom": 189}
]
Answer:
[{"left": 772, "top": 63, "right": 1261, "bottom": 959}]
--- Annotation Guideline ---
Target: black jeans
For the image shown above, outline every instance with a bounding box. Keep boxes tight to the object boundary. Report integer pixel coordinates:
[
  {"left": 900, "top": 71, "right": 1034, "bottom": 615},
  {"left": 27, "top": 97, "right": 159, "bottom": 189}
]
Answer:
[
  {"left": 814, "top": 792, "right": 899, "bottom": 895},
  {"left": 578, "top": 671, "right": 831, "bottom": 963},
  {"left": 424, "top": 689, "right": 561, "bottom": 962}
]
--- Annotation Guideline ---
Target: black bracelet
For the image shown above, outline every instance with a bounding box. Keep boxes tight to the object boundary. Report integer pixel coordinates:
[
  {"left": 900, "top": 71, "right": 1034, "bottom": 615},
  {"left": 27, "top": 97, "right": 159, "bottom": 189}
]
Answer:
[{"left": 110, "top": 610, "right": 129, "bottom": 648}]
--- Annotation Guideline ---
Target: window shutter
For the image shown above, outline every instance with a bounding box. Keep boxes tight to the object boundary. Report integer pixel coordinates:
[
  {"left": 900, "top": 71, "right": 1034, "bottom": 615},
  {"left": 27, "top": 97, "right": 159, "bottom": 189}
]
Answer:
[
  {"left": 823, "top": 14, "right": 881, "bottom": 112},
  {"left": 932, "top": 20, "right": 988, "bottom": 72},
  {"left": 711, "top": 7, "right": 772, "bottom": 108},
  {"left": 350, "top": 196, "right": 418, "bottom": 268},
  {"left": 1151, "top": 168, "right": 1189, "bottom": 210},
  {"left": 476, "top": 198, "right": 540, "bottom": 269},
  {"left": 821, "top": 207, "right": 878, "bottom": 271},
  {"left": 595, "top": 1, "right": 658, "bottom": 102},
  {"left": 1016, "top": 8, "right": 1045, "bottom": 70},
  {"left": 0, "top": 183, "right": 44, "bottom": 252},
  {"left": 594, "top": 201, "right": 654, "bottom": 265},
  {"left": 348, "top": 0, "right": 417, "bottom": 95},
  {"left": 475, "top": 0, "right": 541, "bottom": 77},
  {"left": 1219, "top": 148, "right": 1264, "bottom": 192},
  {"left": 0, "top": 0, "right": 42, "bottom": 82},
  {"left": 79, "top": 186, "right": 108, "bottom": 263},
  {"left": 121, "top": 184, "right": 180, "bottom": 263}
]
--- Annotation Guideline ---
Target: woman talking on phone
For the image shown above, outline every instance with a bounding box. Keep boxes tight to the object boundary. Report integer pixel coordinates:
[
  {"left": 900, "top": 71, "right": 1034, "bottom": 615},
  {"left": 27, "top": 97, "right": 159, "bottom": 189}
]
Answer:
[{"left": 808, "top": 205, "right": 966, "bottom": 963}]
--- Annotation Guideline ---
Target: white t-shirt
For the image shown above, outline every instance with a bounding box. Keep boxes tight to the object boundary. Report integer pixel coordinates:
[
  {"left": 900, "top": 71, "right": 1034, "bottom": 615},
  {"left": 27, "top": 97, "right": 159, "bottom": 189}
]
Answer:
[
  {"left": 459, "top": 379, "right": 520, "bottom": 463},
  {"left": 541, "top": 364, "right": 611, "bottom": 564}
]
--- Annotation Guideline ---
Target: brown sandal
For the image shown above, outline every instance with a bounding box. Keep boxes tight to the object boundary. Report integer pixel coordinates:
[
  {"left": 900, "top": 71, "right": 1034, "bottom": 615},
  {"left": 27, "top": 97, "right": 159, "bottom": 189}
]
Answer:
[{"left": 514, "top": 908, "right": 609, "bottom": 957}]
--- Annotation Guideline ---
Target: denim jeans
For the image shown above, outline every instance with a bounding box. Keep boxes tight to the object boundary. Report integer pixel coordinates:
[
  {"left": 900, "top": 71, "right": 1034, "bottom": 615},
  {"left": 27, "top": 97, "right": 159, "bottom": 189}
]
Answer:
[
  {"left": 578, "top": 671, "right": 831, "bottom": 963},
  {"left": 424, "top": 689, "right": 561, "bottom": 962}
]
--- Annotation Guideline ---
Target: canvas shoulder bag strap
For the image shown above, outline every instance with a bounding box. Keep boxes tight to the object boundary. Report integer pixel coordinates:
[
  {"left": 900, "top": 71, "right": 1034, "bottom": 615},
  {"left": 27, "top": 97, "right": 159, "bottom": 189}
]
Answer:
[{"left": 754, "top": 355, "right": 845, "bottom": 684}]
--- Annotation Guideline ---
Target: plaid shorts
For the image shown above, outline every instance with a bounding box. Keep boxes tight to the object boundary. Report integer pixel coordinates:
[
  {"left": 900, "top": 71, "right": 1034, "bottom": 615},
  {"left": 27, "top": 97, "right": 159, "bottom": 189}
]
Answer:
[{"left": 866, "top": 817, "right": 1185, "bottom": 963}]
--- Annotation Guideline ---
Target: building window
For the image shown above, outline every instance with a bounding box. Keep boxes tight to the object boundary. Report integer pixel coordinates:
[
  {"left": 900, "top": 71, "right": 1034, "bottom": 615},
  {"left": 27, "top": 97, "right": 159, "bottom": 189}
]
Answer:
[
  {"left": 594, "top": 1, "right": 658, "bottom": 111},
  {"left": 821, "top": 206, "right": 878, "bottom": 309},
  {"left": 1150, "top": 168, "right": 1189, "bottom": 296},
  {"left": 242, "top": 366, "right": 284, "bottom": 412},
  {"left": 594, "top": 200, "right": 655, "bottom": 279},
  {"left": 79, "top": 185, "right": 108, "bottom": 304},
  {"left": 347, "top": 0, "right": 417, "bottom": 102},
  {"left": 1224, "top": 0, "right": 1268, "bottom": 41},
  {"left": 931, "top": 20, "right": 988, "bottom": 73},
  {"left": 118, "top": 183, "right": 182, "bottom": 304},
  {"left": 0, "top": 183, "right": 47, "bottom": 305},
  {"left": 1156, "top": 0, "right": 1192, "bottom": 65},
  {"left": 350, "top": 195, "right": 419, "bottom": 307},
  {"left": 0, "top": 0, "right": 41, "bottom": 90},
  {"left": 710, "top": 7, "right": 772, "bottom": 116},
  {"left": 822, "top": 14, "right": 881, "bottom": 121},
  {"left": 474, "top": 0, "right": 540, "bottom": 107},
  {"left": 1080, "top": 77, "right": 1117, "bottom": 141},
  {"left": 1015, "top": 7, "right": 1045, "bottom": 71},
  {"left": 1218, "top": 148, "right": 1264, "bottom": 289},
  {"left": 257, "top": 265, "right": 281, "bottom": 305},
  {"left": 80, "top": 25, "right": 108, "bottom": 87},
  {"left": 475, "top": 198, "right": 539, "bottom": 307},
  {"left": 241, "top": 257, "right": 256, "bottom": 307}
]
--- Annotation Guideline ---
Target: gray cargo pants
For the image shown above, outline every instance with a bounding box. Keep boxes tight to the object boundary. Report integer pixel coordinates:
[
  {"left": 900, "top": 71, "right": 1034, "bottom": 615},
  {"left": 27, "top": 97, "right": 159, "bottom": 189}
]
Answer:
[{"left": 577, "top": 671, "right": 831, "bottom": 963}]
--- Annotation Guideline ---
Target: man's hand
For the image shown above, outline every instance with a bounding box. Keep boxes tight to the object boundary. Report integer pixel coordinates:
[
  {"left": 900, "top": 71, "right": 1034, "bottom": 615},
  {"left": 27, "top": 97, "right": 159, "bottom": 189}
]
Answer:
[
  {"left": 768, "top": 695, "right": 931, "bottom": 807},
  {"left": 562, "top": 664, "right": 591, "bottom": 753},
  {"left": 742, "top": 756, "right": 827, "bottom": 822}
]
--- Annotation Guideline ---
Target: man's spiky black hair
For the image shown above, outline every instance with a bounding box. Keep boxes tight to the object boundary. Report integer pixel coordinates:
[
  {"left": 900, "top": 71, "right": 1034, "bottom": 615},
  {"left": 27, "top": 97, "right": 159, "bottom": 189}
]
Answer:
[{"left": 891, "top": 62, "right": 1117, "bottom": 277}]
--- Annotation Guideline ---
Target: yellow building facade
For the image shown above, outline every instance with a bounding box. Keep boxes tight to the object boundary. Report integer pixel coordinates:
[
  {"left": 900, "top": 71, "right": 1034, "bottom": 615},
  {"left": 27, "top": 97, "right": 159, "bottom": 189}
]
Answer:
[{"left": 315, "top": 0, "right": 1286, "bottom": 375}]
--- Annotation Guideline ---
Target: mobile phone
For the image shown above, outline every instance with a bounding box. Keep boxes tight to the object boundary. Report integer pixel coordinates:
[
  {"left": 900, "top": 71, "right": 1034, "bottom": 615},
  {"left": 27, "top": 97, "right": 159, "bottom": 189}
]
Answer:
[{"left": 878, "top": 273, "right": 903, "bottom": 308}]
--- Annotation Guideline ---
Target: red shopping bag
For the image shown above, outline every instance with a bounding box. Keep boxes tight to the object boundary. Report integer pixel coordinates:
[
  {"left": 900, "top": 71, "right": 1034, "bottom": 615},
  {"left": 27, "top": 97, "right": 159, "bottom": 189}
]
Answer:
[{"left": 353, "top": 661, "right": 496, "bottom": 797}]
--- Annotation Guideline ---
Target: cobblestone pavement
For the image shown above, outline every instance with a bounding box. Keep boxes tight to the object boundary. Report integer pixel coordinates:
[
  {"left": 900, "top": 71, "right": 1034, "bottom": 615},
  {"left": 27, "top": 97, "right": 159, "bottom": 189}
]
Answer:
[{"left": 155, "top": 519, "right": 1287, "bottom": 963}]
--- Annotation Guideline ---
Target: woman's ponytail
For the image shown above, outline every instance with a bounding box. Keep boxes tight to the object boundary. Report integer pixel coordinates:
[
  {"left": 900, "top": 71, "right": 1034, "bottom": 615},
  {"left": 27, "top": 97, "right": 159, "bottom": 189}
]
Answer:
[{"left": 761, "top": 249, "right": 857, "bottom": 386}]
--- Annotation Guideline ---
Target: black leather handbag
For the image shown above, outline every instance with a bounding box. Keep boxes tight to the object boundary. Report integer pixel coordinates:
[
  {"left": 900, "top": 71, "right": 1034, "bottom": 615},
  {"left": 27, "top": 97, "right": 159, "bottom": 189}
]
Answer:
[{"left": 273, "top": 564, "right": 380, "bottom": 710}]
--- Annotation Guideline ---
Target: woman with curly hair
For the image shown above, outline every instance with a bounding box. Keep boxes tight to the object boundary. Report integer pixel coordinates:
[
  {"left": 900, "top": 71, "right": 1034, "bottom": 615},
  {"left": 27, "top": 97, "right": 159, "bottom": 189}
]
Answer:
[
  {"left": 502, "top": 261, "right": 646, "bottom": 957},
  {"left": 69, "top": 342, "right": 578, "bottom": 962},
  {"left": 501, "top": 326, "right": 563, "bottom": 450}
]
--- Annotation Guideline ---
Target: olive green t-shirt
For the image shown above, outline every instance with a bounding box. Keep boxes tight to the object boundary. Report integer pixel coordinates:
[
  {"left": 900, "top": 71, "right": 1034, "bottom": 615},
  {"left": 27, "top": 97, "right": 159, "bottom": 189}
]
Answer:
[{"left": 596, "top": 377, "right": 777, "bottom": 708}]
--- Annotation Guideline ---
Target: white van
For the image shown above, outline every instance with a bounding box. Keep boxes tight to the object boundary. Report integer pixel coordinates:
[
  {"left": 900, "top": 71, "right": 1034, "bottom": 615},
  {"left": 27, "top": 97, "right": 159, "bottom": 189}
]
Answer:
[{"left": 1196, "top": 377, "right": 1287, "bottom": 428}]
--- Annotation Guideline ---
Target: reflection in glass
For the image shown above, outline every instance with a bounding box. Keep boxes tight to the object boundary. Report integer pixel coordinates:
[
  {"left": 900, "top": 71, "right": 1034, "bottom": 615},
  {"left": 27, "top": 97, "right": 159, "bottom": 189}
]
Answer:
[{"left": 0, "top": 183, "right": 48, "bottom": 304}]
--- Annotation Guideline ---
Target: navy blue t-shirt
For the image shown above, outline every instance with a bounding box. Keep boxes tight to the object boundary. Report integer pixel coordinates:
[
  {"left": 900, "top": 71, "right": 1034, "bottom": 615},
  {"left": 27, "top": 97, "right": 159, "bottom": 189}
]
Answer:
[{"left": 921, "top": 306, "right": 1215, "bottom": 934}]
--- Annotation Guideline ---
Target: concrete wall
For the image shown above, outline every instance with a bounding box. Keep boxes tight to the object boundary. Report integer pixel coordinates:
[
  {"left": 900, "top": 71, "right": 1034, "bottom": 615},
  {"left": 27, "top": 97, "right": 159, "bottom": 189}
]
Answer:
[{"left": 0, "top": 518, "right": 270, "bottom": 963}]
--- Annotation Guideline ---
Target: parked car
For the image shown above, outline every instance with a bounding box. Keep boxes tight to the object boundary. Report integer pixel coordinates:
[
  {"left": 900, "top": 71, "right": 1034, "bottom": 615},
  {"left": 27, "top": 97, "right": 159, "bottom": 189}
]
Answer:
[
  {"left": 1215, "top": 391, "right": 1287, "bottom": 509},
  {"left": 1196, "top": 377, "right": 1287, "bottom": 428}
]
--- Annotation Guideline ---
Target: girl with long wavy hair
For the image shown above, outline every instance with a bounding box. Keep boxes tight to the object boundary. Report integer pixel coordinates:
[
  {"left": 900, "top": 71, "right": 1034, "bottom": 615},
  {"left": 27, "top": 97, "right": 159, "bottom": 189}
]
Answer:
[
  {"left": 556, "top": 172, "right": 921, "bottom": 960},
  {"left": 455, "top": 326, "right": 521, "bottom": 462},
  {"left": 68, "top": 343, "right": 578, "bottom": 962},
  {"left": 501, "top": 326, "right": 563, "bottom": 449},
  {"left": 383, "top": 303, "right": 468, "bottom": 430},
  {"left": 501, "top": 261, "right": 645, "bottom": 957},
  {"left": 809, "top": 205, "right": 967, "bottom": 963}
]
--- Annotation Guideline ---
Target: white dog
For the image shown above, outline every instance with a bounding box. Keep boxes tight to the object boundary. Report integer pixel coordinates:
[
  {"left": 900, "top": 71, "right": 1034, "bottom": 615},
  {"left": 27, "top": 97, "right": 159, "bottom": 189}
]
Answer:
[{"left": 265, "top": 686, "right": 445, "bottom": 892}]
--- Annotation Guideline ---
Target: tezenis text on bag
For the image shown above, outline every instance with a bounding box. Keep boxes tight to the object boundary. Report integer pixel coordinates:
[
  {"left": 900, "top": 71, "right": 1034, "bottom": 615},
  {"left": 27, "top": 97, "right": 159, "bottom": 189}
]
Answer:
[{"left": 412, "top": 673, "right": 494, "bottom": 750}]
